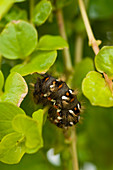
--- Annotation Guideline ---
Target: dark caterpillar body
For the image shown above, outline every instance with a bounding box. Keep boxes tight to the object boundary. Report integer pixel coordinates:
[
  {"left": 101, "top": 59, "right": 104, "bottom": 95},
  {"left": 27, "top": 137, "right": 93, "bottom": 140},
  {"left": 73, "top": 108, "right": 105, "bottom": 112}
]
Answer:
[{"left": 33, "top": 74, "right": 81, "bottom": 128}]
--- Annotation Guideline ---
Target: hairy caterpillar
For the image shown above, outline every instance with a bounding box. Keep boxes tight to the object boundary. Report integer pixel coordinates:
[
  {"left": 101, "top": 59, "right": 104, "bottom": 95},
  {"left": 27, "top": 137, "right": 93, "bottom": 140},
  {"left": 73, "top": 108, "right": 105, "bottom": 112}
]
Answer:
[{"left": 33, "top": 74, "right": 81, "bottom": 128}]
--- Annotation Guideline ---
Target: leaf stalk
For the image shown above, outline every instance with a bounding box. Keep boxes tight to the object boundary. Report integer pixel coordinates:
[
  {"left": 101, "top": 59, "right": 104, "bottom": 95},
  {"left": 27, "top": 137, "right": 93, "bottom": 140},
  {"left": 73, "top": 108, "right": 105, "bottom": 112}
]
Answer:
[{"left": 78, "top": 0, "right": 101, "bottom": 55}]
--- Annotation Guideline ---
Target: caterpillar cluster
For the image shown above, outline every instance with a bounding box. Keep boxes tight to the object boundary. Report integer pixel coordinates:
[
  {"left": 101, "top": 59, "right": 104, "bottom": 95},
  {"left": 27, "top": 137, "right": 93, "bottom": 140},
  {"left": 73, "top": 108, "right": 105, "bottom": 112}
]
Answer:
[{"left": 33, "top": 74, "right": 81, "bottom": 128}]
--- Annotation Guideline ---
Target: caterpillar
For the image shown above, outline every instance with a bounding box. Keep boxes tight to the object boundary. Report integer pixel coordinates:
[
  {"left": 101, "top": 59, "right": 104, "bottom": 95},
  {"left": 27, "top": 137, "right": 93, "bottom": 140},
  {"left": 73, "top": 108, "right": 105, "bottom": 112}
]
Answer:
[{"left": 33, "top": 74, "right": 81, "bottom": 128}]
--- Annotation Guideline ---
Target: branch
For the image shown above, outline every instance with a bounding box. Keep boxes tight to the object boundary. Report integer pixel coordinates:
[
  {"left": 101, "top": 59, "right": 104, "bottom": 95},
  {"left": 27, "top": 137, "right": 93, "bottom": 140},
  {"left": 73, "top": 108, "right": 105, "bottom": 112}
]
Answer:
[
  {"left": 71, "top": 127, "right": 79, "bottom": 170},
  {"left": 78, "top": 0, "right": 101, "bottom": 55},
  {"left": 74, "top": 34, "right": 84, "bottom": 64},
  {"left": 103, "top": 72, "right": 113, "bottom": 93},
  {"left": 56, "top": 9, "right": 73, "bottom": 72}
]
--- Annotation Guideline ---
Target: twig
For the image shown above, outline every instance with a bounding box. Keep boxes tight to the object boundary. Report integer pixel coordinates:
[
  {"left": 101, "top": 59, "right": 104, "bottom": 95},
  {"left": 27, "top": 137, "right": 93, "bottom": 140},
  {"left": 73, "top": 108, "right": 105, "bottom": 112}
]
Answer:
[
  {"left": 103, "top": 72, "right": 113, "bottom": 93},
  {"left": 56, "top": 9, "right": 73, "bottom": 73},
  {"left": 74, "top": 34, "right": 84, "bottom": 64},
  {"left": 78, "top": 0, "right": 101, "bottom": 55},
  {"left": 71, "top": 127, "right": 79, "bottom": 170}
]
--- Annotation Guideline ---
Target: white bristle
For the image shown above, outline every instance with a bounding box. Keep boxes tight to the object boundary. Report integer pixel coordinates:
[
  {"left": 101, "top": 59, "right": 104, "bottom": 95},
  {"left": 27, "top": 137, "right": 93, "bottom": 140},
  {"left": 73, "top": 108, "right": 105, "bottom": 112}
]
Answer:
[
  {"left": 69, "top": 110, "right": 74, "bottom": 114},
  {"left": 77, "top": 103, "right": 81, "bottom": 109},
  {"left": 69, "top": 89, "right": 72, "bottom": 94},
  {"left": 54, "top": 119, "right": 58, "bottom": 123},
  {"left": 44, "top": 94, "right": 47, "bottom": 97},
  {"left": 51, "top": 99, "right": 56, "bottom": 103},
  {"left": 57, "top": 109, "right": 61, "bottom": 112},
  {"left": 50, "top": 85, "right": 54, "bottom": 88},
  {"left": 70, "top": 122, "right": 74, "bottom": 125},
  {"left": 62, "top": 96, "right": 68, "bottom": 100},
  {"left": 57, "top": 116, "right": 62, "bottom": 120}
]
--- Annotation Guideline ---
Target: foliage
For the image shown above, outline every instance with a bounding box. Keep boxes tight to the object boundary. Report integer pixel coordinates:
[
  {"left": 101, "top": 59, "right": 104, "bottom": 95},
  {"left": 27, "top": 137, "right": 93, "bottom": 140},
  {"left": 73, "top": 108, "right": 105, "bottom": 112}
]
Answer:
[{"left": 0, "top": 0, "right": 113, "bottom": 170}]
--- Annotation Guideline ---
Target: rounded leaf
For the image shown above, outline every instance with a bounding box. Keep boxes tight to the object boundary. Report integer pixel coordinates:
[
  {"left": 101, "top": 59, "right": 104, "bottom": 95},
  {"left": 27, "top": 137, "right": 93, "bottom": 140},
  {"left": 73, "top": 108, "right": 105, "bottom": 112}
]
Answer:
[
  {"left": 82, "top": 71, "right": 113, "bottom": 107},
  {"left": 11, "top": 50, "right": 57, "bottom": 76},
  {"left": 0, "top": 102, "right": 25, "bottom": 140},
  {"left": 12, "top": 114, "right": 43, "bottom": 149},
  {"left": 37, "top": 35, "right": 68, "bottom": 50},
  {"left": 26, "top": 109, "right": 44, "bottom": 154},
  {"left": 0, "top": 132, "right": 25, "bottom": 164},
  {"left": 95, "top": 46, "right": 113, "bottom": 78},
  {"left": 4, "top": 6, "right": 27, "bottom": 22},
  {"left": 0, "top": 20, "right": 37, "bottom": 59},
  {"left": 1, "top": 72, "right": 28, "bottom": 106},
  {"left": 32, "top": 109, "right": 43, "bottom": 134},
  {"left": 33, "top": 0, "right": 52, "bottom": 26}
]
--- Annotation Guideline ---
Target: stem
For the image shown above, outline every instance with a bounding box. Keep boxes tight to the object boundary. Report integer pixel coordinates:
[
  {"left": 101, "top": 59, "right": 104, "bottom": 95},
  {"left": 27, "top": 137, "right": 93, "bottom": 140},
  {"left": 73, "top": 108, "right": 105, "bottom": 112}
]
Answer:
[
  {"left": 56, "top": 9, "right": 73, "bottom": 72},
  {"left": 103, "top": 73, "right": 113, "bottom": 93},
  {"left": 74, "top": 34, "right": 84, "bottom": 64},
  {"left": 56, "top": 9, "right": 79, "bottom": 170},
  {"left": 43, "top": 106, "right": 49, "bottom": 115},
  {"left": 78, "top": 0, "right": 101, "bottom": 55},
  {"left": 71, "top": 127, "right": 79, "bottom": 170},
  {"left": 0, "top": 55, "right": 2, "bottom": 70},
  {"left": 29, "top": 0, "right": 34, "bottom": 24}
]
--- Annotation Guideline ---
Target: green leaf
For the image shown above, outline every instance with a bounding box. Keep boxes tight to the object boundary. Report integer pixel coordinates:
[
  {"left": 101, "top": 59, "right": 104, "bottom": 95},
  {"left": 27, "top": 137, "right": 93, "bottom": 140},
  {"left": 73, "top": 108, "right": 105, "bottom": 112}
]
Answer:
[
  {"left": 33, "top": 0, "right": 52, "bottom": 26},
  {"left": 4, "top": 6, "right": 27, "bottom": 22},
  {"left": 0, "top": 102, "right": 25, "bottom": 140},
  {"left": 95, "top": 46, "right": 113, "bottom": 78},
  {"left": 82, "top": 71, "right": 113, "bottom": 107},
  {"left": 37, "top": 35, "right": 68, "bottom": 50},
  {"left": 12, "top": 114, "right": 43, "bottom": 149},
  {"left": 0, "top": 20, "right": 37, "bottom": 59},
  {"left": 0, "top": 149, "right": 61, "bottom": 169},
  {"left": 88, "top": 0, "right": 113, "bottom": 19},
  {"left": 0, "top": 132, "right": 25, "bottom": 164},
  {"left": 72, "top": 58, "right": 94, "bottom": 89},
  {"left": 0, "top": 72, "right": 28, "bottom": 106},
  {"left": 11, "top": 50, "right": 57, "bottom": 76},
  {"left": 32, "top": 109, "right": 43, "bottom": 134},
  {"left": 0, "top": 0, "right": 14, "bottom": 19},
  {"left": 26, "top": 109, "right": 44, "bottom": 154},
  {"left": 0, "top": 71, "right": 4, "bottom": 95}
]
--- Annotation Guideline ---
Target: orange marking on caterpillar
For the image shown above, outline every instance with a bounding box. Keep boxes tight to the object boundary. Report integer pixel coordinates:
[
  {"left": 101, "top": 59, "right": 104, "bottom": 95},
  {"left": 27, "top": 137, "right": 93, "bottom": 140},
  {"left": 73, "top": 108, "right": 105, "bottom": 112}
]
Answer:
[
  {"left": 58, "top": 84, "right": 63, "bottom": 89},
  {"left": 70, "top": 98, "right": 74, "bottom": 102},
  {"left": 48, "top": 97, "right": 51, "bottom": 101},
  {"left": 57, "top": 112, "right": 60, "bottom": 116},
  {"left": 74, "top": 107, "right": 77, "bottom": 111},
  {"left": 53, "top": 81, "right": 56, "bottom": 85},
  {"left": 45, "top": 77, "right": 49, "bottom": 81},
  {"left": 66, "top": 92, "right": 69, "bottom": 96},
  {"left": 54, "top": 105, "right": 58, "bottom": 109}
]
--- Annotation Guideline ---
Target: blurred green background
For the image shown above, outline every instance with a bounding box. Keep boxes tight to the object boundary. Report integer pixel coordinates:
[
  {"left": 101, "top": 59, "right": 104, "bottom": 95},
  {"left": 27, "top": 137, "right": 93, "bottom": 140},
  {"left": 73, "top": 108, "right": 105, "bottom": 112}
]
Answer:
[{"left": 0, "top": 0, "right": 113, "bottom": 170}]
